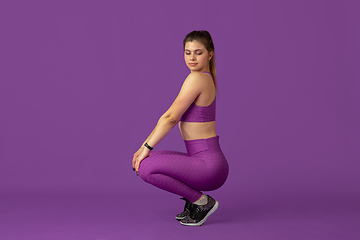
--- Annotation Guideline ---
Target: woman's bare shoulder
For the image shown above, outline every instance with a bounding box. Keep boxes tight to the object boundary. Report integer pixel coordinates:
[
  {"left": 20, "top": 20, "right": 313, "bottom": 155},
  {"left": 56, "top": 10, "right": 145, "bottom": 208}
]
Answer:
[{"left": 185, "top": 72, "right": 211, "bottom": 84}]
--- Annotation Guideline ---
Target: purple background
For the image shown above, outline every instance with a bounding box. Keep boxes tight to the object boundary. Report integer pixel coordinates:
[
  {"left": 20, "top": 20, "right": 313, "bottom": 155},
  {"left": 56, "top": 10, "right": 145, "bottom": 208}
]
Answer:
[{"left": 1, "top": 0, "right": 359, "bottom": 239}]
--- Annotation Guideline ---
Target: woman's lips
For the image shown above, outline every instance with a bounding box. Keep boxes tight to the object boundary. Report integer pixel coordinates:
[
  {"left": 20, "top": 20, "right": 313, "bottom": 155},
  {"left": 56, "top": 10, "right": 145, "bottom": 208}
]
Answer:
[{"left": 189, "top": 63, "right": 198, "bottom": 66}]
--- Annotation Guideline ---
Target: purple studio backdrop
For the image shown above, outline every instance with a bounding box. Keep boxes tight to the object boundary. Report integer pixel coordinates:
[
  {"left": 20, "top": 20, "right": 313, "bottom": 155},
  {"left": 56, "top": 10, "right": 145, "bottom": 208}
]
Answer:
[{"left": 0, "top": 0, "right": 359, "bottom": 200}]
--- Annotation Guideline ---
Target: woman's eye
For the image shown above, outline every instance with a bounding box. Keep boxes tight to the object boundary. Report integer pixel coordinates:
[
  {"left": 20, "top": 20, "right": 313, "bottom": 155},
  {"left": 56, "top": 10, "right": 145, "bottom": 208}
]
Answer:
[
  {"left": 185, "top": 52, "right": 190, "bottom": 55},
  {"left": 197, "top": 52, "right": 203, "bottom": 55}
]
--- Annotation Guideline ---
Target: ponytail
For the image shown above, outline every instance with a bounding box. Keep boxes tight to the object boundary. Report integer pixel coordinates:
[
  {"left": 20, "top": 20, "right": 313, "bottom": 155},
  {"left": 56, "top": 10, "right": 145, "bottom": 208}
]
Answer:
[{"left": 209, "top": 54, "right": 217, "bottom": 91}]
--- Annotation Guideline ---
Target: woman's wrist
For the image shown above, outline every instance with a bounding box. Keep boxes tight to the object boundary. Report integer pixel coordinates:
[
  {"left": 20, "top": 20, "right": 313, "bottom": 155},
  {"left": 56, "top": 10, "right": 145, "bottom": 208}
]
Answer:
[{"left": 144, "top": 142, "right": 153, "bottom": 151}]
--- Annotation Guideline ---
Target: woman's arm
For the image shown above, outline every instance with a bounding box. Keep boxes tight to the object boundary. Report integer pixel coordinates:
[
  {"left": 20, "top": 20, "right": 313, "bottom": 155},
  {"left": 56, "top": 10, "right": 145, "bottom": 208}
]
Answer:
[
  {"left": 132, "top": 72, "right": 205, "bottom": 172},
  {"left": 140, "top": 128, "right": 155, "bottom": 149},
  {"left": 143, "top": 72, "right": 206, "bottom": 148}
]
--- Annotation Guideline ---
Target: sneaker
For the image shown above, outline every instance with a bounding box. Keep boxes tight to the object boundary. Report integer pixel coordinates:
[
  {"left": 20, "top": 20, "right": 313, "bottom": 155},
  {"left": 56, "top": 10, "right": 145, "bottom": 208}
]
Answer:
[
  {"left": 180, "top": 195, "right": 219, "bottom": 226},
  {"left": 175, "top": 198, "right": 192, "bottom": 221}
]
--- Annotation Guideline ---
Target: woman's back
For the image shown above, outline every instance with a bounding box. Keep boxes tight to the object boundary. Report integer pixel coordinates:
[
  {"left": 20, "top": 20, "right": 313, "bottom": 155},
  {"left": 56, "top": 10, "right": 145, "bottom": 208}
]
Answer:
[{"left": 179, "top": 71, "right": 217, "bottom": 140}]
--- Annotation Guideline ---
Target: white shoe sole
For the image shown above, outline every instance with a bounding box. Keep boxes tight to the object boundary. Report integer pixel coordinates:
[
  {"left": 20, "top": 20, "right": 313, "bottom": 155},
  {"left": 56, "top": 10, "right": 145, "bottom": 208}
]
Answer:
[{"left": 180, "top": 201, "right": 219, "bottom": 226}]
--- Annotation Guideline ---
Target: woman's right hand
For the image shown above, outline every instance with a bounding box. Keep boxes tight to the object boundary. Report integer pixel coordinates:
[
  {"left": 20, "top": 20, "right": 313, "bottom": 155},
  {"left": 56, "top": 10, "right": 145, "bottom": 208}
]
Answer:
[{"left": 132, "top": 147, "right": 144, "bottom": 171}]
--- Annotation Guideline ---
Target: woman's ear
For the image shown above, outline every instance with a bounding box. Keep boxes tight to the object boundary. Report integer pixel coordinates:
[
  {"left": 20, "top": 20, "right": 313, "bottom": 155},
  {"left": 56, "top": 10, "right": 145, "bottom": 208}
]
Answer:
[{"left": 208, "top": 51, "right": 214, "bottom": 61}]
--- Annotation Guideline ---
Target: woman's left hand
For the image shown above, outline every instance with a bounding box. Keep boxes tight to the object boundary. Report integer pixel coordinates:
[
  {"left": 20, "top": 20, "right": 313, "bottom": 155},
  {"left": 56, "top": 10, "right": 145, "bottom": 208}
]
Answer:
[{"left": 133, "top": 147, "right": 150, "bottom": 175}]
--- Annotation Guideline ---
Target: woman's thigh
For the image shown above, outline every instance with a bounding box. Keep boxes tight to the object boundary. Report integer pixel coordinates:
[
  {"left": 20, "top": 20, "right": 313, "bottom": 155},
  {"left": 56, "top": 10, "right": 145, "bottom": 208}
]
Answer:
[{"left": 139, "top": 150, "right": 227, "bottom": 191}]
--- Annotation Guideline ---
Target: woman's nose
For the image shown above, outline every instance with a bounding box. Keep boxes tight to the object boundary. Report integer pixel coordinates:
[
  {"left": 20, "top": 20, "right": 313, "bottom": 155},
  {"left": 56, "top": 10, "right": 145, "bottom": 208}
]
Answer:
[{"left": 190, "top": 54, "right": 196, "bottom": 61}]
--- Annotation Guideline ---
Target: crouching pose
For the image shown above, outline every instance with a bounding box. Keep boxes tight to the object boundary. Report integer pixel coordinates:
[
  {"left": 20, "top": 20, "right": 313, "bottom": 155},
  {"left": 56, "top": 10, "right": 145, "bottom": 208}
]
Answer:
[{"left": 132, "top": 30, "right": 229, "bottom": 226}]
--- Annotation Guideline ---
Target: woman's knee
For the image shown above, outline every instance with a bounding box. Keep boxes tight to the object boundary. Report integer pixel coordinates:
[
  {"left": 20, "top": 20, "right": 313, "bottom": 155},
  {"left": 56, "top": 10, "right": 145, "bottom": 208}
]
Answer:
[{"left": 138, "top": 158, "right": 152, "bottom": 182}]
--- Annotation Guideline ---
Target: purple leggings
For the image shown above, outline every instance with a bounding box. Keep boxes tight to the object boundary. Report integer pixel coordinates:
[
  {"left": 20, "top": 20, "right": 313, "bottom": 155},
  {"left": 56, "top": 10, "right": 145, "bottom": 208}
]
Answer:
[{"left": 139, "top": 136, "right": 229, "bottom": 202}]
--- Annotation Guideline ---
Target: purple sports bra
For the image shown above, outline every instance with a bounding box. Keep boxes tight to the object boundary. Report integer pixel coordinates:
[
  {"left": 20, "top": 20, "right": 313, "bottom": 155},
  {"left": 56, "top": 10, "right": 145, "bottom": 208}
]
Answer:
[{"left": 180, "top": 72, "right": 216, "bottom": 123}]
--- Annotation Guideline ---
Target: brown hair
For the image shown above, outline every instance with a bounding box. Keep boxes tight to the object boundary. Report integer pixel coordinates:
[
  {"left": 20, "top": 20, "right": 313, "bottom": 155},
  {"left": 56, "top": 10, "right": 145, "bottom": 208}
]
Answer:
[{"left": 183, "top": 30, "right": 217, "bottom": 91}]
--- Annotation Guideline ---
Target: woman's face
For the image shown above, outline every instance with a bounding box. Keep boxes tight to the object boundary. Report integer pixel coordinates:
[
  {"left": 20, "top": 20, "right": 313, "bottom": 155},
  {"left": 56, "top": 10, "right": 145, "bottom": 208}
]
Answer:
[{"left": 184, "top": 40, "right": 213, "bottom": 72}]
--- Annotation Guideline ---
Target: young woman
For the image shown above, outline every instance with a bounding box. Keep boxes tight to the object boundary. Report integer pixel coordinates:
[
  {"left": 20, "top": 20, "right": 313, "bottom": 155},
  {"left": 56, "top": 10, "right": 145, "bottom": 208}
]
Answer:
[{"left": 132, "top": 30, "right": 229, "bottom": 226}]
